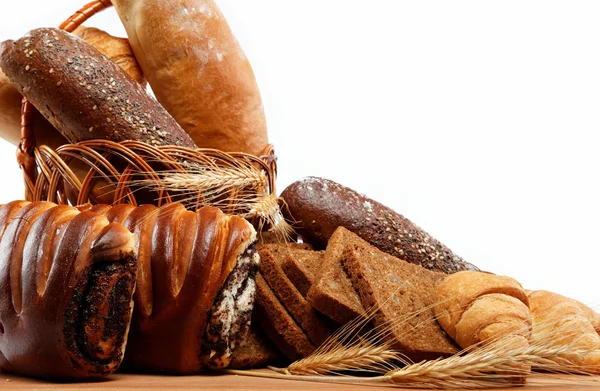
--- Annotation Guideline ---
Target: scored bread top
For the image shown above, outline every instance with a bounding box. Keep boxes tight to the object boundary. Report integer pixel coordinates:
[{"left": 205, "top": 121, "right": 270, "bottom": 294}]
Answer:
[{"left": 343, "top": 239, "right": 459, "bottom": 360}]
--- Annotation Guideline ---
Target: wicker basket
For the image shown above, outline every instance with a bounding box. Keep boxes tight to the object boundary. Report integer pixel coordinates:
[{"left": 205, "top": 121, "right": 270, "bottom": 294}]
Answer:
[{"left": 16, "top": 0, "right": 277, "bottom": 219}]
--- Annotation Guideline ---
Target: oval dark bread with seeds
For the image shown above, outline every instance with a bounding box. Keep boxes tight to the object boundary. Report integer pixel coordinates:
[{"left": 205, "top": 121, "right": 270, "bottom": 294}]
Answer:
[
  {"left": 0, "top": 28, "right": 195, "bottom": 148},
  {"left": 281, "top": 177, "right": 478, "bottom": 274}
]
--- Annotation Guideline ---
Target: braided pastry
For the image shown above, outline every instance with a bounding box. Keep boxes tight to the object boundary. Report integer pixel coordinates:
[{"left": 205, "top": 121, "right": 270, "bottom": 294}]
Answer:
[
  {"left": 81, "top": 202, "right": 259, "bottom": 373},
  {"left": 0, "top": 201, "right": 137, "bottom": 379}
]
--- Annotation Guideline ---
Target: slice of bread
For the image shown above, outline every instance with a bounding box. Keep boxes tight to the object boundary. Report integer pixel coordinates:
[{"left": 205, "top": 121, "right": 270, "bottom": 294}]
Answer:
[
  {"left": 254, "top": 273, "right": 316, "bottom": 360},
  {"left": 343, "top": 239, "right": 459, "bottom": 360},
  {"left": 258, "top": 246, "right": 331, "bottom": 346},
  {"left": 281, "top": 249, "right": 324, "bottom": 297},
  {"left": 228, "top": 324, "right": 280, "bottom": 369},
  {"left": 306, "top": 228, "right": 366, "bottom": 325}
]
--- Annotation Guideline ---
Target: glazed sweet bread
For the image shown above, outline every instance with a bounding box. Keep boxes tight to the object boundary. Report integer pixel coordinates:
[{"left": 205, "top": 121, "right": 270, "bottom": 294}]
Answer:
[
  {"left": 81, "top": 202, "right": 259, "bottom": 373},
  {"left": 0, "top": 201, "right": 138, "bottom": 379}
]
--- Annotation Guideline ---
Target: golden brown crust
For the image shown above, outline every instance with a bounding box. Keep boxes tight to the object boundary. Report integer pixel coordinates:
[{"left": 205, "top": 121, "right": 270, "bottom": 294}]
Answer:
[
  {"left": 0, "top": 69, "right": 22, "bottom": 145},
  {"left": 454, "top": 293, "right": 531, "bottom": 348},
  {"left": 528, "top": 290, "right": 600, "bottom": 371},
  {"left": 112, "top": 0, "right": 269, "bottom": 156},
  {"left": 433, "top": 271, "right": 529, "bottom": 343},
  {"left": 92, "top": 203, "right": 257, "bottom": 373}
]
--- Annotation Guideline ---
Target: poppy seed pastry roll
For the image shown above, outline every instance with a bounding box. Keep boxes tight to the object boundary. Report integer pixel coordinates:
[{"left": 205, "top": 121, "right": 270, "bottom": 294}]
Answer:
[
  {"left": 0, "top": 201, "right": 138, "bottom": 380},
  {"left": 82, "top": 202, "right": 259, "bottom": 373}
]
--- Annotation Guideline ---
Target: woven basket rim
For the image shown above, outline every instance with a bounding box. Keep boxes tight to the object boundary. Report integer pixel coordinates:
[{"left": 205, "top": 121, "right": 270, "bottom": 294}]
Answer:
[{"left": 17, "top": 0, "right": 278, "bottom": 205}]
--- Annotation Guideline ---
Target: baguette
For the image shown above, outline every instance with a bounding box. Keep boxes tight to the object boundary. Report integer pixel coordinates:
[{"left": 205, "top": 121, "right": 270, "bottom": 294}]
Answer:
[
  {"left": 112, "top": 0, "right": 269, "bottom": 156},
  {"left": 0, "top": 28, "right": 195, "bottom": 148}
]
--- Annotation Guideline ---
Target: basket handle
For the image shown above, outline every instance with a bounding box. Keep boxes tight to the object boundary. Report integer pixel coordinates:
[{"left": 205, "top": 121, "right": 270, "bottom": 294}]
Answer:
[{"left": 59, "top": 0, "right": 114, "bottom": 33}]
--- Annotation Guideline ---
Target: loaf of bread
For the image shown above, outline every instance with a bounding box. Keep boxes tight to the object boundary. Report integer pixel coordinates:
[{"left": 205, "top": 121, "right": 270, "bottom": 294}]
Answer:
[
  {"left": 433, "top": 271, "right": 532, "bottom": 350},
  {"left": 112, "top": 0, "right": 269, "bottom": 156},
  {"left": 0, "top": 26, "right": 146, "bottom": 148},
  {"left": 81, "top": 202, "right": 258, "bottom": 373},
  {"left": 528, "top": 290, "right": 600, "bottom": 372},
  {"left": 73, "top": 26, "right": 145, "bottom": 85},
  {"left": 0, "top": 201, "right": 137, "bottom": 379},
  {"left": 0, "top": 28, "right": 195, "bottom": 148},
  {"left": 281, "top": 177, "right": 478, "bottom": 274}
]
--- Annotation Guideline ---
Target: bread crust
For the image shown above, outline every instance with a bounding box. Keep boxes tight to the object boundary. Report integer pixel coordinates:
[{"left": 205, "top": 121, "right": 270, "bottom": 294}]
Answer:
[
  {"left": 281, "top": 177, "right": 478, "bottom": 274},
  {"left": 0, "top": 28, "right": 195, "bottom": 148},
  {"left": 434, "top": 271, "right": 529, "bottom": 342},
  {"left": 112, "top": 0, "right": 269, "bottom": 156}
]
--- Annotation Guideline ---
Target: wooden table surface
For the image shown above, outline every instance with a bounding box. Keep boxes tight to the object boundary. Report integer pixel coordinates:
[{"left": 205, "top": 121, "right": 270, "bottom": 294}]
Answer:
[{"left": 2, "top": 371, "right": 599, "bottom": 391}]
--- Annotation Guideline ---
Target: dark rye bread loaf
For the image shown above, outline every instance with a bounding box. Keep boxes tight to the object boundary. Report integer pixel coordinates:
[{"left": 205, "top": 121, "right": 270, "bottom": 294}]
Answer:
[
  {"left": 307, "top": 228, "right": 365, "bottom": 325},
  {"left": 257, "top": 245, "right": 330, "bottom": 346},
  {"left": 281, "top": 177, "right": 478, "bottom": 274},
  {"left": 281, "top": 249, "right": 324, "bottom": 297},
  {"left": 228, "top": 324, "right": 280, "bottom": 369},
  {"left": 254, "top": 274, "right": 315, "bottom": 360},
  {"left": 0, "top": 28, "right": 195, "bottom": 148},
  {"left": 343, "top": 238, "right": 460, "bottom": 360}
]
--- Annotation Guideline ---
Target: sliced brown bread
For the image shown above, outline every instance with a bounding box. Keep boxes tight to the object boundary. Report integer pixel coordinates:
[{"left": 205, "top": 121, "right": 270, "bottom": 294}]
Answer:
[
  {"left": 228, "top": 324, "right": 280, "bottom": 369},
  {"left": 281, "top": 250, "right": 324, "bottom": 297},
  {"left": 258, "top": 246, "right": 331, "bottom": 346},
  {"left": 343, "top": 240, "right": 459, "bottom": 360},
  {"left": 306, "top": 228, "right": 366, "bottom": 325},
  {"left": 254, "top": 273, "right": 316, "bottom": 360}
]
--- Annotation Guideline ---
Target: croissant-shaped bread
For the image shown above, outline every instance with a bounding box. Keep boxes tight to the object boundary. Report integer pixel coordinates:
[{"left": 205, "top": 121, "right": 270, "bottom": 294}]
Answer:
[
  {"left": 433, "top": 271, "right": 532, "bottom": 350},
  {"left": 0, "top": 201, "right": 138, "bottom": 379},
  {"left": 528, "top": 290, "right": 600, "bottom": 372},
  {"left": 80, "top": 202, "right": 259, "bottom": 373}
]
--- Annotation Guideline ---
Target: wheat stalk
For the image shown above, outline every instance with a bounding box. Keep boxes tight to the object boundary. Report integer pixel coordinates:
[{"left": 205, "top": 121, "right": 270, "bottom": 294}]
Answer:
[
  {"left": 262, "top": 295, "right": 600, "bottom": 389},
  {"left": 280, "top": 342, "right": 400, "bottom": 376}
]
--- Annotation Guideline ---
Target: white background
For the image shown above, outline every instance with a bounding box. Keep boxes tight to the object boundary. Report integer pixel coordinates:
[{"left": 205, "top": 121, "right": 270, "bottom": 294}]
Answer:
[{"left": 0, "top": 1, "right": 598, "bottom": 305}]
